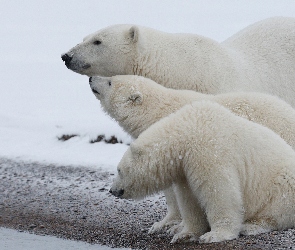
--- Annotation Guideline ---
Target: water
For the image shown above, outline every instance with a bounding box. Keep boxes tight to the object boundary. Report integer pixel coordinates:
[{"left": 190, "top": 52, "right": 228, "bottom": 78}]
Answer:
[{"left": 0, "top": 227, "right": 130, "bottom": 250}]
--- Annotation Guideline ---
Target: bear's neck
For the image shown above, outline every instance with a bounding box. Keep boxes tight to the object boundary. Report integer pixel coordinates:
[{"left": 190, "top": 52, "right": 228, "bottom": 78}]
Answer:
[{"left": 129, "top": 34, "right": 239, "bottom": 94}]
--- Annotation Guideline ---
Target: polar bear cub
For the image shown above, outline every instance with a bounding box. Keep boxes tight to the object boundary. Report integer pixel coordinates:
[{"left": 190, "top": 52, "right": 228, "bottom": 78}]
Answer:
[
  {"left": 89, "top": 75, "right": 295, "bottom": 146},
  {"left": 110, "top": 101, "right": 295, "bottom": 243},
  {"left": 89, "top": 75, "right": 295, "bottom": 236}
]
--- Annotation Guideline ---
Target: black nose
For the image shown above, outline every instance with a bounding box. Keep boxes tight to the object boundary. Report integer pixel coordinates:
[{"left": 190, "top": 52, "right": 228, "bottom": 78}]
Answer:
[
  {"left": 109, "top": 189, "right": 124, "bottom": 197},
  {"left": 61, "top": 53, "right": 72, "bottom": 66},
  {"left": 89, "top": 77, "right": 92, "bottom": 83},
  {"left": 118, "top": 189, "right": 124, "bottom": 197}
]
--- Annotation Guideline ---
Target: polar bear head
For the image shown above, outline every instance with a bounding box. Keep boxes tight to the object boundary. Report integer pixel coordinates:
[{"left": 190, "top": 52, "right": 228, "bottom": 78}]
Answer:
[
  {"left": 61, "top": 24, "right": 143, "bottom": 77},
  {"left": 109, "top": 147, "right": 138, "bottom": 199},
  {"left": 110, "top": 140, "right": 167, "bottom": 200},
  {"left": 89, "top": 75, "right": 164, "bottom": 138},
  {"left": 89, "top": 74, "right": 201, "bottom": 138},
  {"left": 89, "top": 75, "right": 145, "bottom": 116}
]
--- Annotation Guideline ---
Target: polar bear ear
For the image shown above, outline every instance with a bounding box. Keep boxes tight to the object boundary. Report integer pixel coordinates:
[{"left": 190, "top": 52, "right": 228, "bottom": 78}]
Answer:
[
  {"left": 129, "top": 26, "right": 139, "bottom": 43},
  {"left": 128, "top": 92, "right": 143, "bottom": 105}
]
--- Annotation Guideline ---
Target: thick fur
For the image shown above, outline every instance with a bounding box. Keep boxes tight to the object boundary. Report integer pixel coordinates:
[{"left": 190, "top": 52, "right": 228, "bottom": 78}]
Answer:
[
  {"left": 90, "top": 74, "right": 295, "bottom": 235},
  {"left": 110, "top": 101, "right": 295, "bottom": 243},
  {"left": 64, "top": 17, "right": 295, "bottom": 106}
]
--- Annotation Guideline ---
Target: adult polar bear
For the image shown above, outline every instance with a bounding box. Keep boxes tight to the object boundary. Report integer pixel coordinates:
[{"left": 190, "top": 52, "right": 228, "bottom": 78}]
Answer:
[
  {"left": 89, "top": 74, "right": 295, "bottom": 238},
  {"left": 62, "top": 17, "right": 295, "bottom": 106},
  {"left": 110, "top": 101, "right": 295, "bottom": 243}
]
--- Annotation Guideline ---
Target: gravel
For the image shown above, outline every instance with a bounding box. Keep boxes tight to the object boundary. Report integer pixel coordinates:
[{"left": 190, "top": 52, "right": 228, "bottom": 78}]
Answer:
[{"left": 0, "top": 158, "right": 295, "bottom": 250}]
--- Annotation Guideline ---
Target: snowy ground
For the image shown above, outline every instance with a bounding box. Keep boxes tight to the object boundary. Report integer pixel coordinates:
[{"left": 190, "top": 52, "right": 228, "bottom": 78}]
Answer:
[{"left": 1, "top": 0, "right": 295, "bottom": 249}]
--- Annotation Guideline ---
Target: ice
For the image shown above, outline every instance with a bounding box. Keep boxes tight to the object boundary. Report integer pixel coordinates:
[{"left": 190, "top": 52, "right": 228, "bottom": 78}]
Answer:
[{"left": 0, "top": 227, "right": 130, "bottom": 250}]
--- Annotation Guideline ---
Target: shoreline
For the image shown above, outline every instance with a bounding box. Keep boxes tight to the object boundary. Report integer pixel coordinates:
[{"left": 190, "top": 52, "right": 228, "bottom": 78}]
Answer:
[{"left": 0, "top": 158, "right": 294, "bottom": 249}]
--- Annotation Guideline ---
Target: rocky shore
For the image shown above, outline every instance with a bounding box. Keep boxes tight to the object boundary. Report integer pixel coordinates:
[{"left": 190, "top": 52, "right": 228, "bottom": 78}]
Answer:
[{"left": 0, "top": 158, "right": 294, "bottom": 249}]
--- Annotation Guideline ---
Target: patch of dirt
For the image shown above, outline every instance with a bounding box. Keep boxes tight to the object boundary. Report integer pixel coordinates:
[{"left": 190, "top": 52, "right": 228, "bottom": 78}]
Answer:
[
  {"left": 90, "top": 135, "right": 122, "bottom": 144},
  {"left": 58, "top": 134, "right": 125, "bottom": 145},
  {"left": 58, "top": 134, "right": 78, "bottom": 141}
]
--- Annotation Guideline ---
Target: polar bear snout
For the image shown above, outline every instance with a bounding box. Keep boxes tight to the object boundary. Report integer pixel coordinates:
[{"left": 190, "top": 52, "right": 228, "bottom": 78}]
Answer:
[
  {"left": 91, "top": 88, "right": 100, "bottom": 95},
  {"left": 89, "top": 81, "right": 100, "bottom": 95},
  {"left": 109, "top": 188, "right": 124, "bottom": 197},
  {"left": 61, "top": 53, "right": 73, "bottom": 67}
]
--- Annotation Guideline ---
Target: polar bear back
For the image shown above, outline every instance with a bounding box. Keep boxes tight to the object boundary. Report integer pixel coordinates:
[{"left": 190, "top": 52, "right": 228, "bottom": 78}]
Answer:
[{"left": 222, "top": 17, "right": 295, "bottom": 101}]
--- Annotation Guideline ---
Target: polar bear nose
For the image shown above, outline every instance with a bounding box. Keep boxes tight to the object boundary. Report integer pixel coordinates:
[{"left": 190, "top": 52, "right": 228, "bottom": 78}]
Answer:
[
  {"left": 109, "top": 188, "right": 124, "bottom": 197},
  {"left": 89, "top": 77, "right": 92, "bottom": 83},
  {"left": 61, "top": 53, "right": 72, "bottom": 66}
]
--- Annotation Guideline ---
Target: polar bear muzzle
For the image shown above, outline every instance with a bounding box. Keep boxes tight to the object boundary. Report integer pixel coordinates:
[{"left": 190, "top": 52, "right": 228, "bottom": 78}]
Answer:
[
  {"left": 89, "top": 80, "right": 101, "bottom": 95},
  {"left": 61, "top": 53, "right": 73, "bottom": 68},
  {"left": 109, "top": 188, "right": 124, "bottom": 198},
  {"left": 61, "top": 53, "right": 91, "bottom": 72}
]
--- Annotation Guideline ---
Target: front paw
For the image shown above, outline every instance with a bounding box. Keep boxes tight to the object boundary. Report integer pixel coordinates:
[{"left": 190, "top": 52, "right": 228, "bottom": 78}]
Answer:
[
  {"left": 148, "top": 219, "right": 180, "bottom": 234},
  {"left": 240, "top": 223, "right": 272, "bottom": 236},
  {"left": 199, "top": 230, "right": 238, "bottom": 243},
  {"left": 167, "top": 221, "right": 184, "bottom": 235},
  {"left": 170, "top": 231, "right": 200, "bottom": 243}
]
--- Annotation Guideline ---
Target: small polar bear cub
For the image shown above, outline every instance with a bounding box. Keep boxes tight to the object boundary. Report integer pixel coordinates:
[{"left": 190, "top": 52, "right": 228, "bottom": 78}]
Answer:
[
  {"left": 110, "top": 101, "right": 295, "bottom": 243},
  {"left": 89, "top": 75, "right": 295, "bottom": 146}
]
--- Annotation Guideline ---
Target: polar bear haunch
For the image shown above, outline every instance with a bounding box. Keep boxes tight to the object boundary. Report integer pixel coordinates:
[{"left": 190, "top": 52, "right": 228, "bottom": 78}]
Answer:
[{"left": 110, "top": 101, "right": 295, "bottom": 243}]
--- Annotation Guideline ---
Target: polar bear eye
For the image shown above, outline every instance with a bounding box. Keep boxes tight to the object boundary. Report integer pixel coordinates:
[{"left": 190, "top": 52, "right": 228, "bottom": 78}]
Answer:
[
  {"left": 108, "top": 81, "right": 112, "bottom": 86},
  {"left": 93, "top": 40, "right": 101, "bottom": 45}
]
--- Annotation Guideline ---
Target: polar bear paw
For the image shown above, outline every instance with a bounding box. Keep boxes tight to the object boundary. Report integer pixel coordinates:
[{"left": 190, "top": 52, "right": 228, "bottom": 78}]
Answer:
[
  {"left": 240, "top": 223, "right": 272, "bottom": 236},
  {"left": 170, "top": 231, "right": 199, "bottom": 243},
  {"left": 167, "top": 221, "right": 184, "bottom": 235},
  {"left": 199, "top": 230, "right": 237, "bottom": 243},
  {"left": 148, "top": 219, "right": 181, "bottom": 234}
]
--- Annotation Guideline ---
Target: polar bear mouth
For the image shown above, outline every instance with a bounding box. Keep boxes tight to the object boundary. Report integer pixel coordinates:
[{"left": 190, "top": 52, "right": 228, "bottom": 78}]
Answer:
[
  {"left": 91, "top": 89, "right": 100, "bottom": 95},
  {"left": 82, "top": 64, "right": 91, "bottom": 70}
]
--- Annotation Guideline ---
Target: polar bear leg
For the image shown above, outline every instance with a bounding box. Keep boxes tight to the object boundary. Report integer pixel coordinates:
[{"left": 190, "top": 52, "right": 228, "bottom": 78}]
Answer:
[
  {"left": 148, "top": 186, "right": 181, "bottom": 234},
  {"left": 170, "top": 181, "right": 209, "bottom": 243},
  {"left": 195, "top": 170, "right": 243, "bottom": 243}
]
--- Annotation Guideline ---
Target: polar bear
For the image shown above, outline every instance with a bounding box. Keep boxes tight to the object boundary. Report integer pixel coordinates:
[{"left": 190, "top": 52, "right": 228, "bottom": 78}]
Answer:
[
  {"left": 110, "top": 101, "right": 295, "bottom": 243},
  {"left": 89, "top": 74, "right": 295, "bottom": 235},
  {"left": 62, "top": 17, "right": 295, "bottom": 106}
]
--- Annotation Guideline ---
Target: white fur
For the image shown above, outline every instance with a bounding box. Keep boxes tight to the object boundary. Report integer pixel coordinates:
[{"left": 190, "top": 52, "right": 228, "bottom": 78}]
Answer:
[
  {"left": 64, "top": 17, "right": 295, "bottom": 106},
  {"left": 110, "top": 101, "right": 295, "bottom": 243},
  {"left": 90, "top": 74, "right": 295, "bottom": 236}
]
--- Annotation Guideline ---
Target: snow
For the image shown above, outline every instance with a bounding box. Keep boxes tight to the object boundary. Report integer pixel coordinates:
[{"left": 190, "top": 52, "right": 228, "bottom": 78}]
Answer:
[
  {"left": 1, "top": 0, "right": 295, "bottom": 248},
  {"left": 1, "top": 1, "right": 295, "bottom": 170}
]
